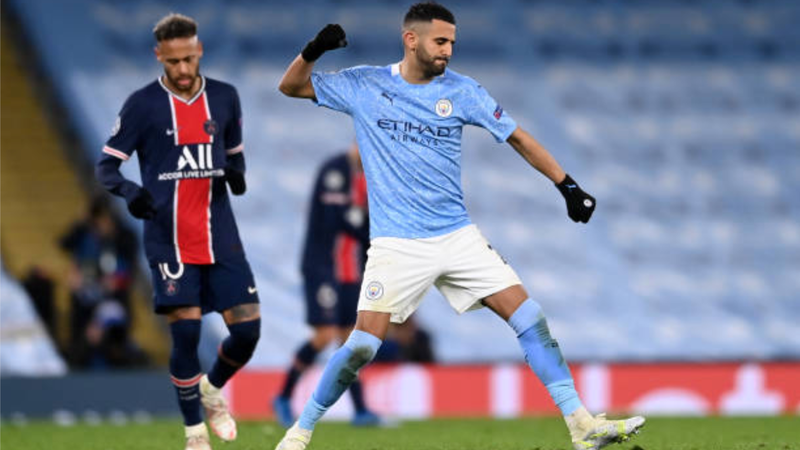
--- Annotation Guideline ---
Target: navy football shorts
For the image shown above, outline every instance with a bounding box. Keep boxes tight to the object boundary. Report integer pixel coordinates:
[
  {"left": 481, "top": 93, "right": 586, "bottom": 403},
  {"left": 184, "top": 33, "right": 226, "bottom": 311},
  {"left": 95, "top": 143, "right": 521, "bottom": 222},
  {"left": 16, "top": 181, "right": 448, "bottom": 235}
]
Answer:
[
  {"left": 149, "top": 256, "right": 259, "bottom": 314},
  {"left": 304, "top": 278, "right": 359, "bottom": 327}
]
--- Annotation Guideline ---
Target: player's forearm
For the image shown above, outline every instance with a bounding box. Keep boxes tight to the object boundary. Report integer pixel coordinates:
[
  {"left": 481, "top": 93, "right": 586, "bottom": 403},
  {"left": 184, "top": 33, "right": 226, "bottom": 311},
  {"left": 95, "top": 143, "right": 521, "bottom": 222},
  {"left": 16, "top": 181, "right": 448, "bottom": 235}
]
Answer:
[
  {"left": 507, "top": 128, "right": 566, "bottom": 183},
  {"left": 95, "top": 155, "right": 141, "bottom": 201},
  {"left": 278, "top": 55, "right": 315, "bottom": 99}
]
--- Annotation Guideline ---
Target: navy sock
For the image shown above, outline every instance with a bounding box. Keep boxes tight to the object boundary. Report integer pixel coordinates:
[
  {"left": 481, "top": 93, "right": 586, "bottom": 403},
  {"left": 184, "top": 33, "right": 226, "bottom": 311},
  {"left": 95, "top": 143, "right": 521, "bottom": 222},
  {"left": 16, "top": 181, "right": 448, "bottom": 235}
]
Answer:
[
  {"left": 169, "top": 320, "right": 203, "bottom": 426},
  {"left": 349, "top": 379, "right": 367, "bottom": 413},
  {"left": 279, "top": 341, "right": 318, "bottom": 399},
  {"left": 208, "top": 318, "right": 260, "bottom": 388}
]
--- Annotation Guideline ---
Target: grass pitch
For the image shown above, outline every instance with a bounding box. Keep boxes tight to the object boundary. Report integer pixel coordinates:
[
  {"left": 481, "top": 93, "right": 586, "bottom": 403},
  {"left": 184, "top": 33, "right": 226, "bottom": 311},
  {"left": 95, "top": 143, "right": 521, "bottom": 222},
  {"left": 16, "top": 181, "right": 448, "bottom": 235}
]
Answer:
[{"left": 2, "top": 416, "right": 799, "bottom": 450}]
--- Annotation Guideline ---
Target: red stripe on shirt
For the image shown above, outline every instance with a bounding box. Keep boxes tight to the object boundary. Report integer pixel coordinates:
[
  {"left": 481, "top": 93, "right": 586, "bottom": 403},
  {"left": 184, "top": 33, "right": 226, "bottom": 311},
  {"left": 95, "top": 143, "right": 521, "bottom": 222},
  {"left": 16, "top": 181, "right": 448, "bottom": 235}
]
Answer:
[
  {"left": 170, "top": 93, "right": 215, "bottom": 264},
  {"left": 172, "top": 93, "right": 212, "bottom": 145},
  {"left": 335, "top": 235, "right": 358, "bottom": 283},
  {"left": 335, "top": 171, "right": 368, "bottom": 283},
  {"left": 352, "top": 171, "right": 367, "bottom": 207},
  {"left": 176, "top": 178, "right": 214, "bottom": 264}
]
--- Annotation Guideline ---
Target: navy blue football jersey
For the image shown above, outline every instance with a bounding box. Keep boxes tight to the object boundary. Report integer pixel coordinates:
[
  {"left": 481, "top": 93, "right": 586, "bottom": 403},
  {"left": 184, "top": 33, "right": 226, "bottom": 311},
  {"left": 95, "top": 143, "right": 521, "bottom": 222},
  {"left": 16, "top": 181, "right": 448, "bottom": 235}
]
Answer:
[
  {"left": 301, "top": 153, "right": 369, "bottom": 284},
  {"left": 101, "top": 76, "right": 245, "bottom": 264}
]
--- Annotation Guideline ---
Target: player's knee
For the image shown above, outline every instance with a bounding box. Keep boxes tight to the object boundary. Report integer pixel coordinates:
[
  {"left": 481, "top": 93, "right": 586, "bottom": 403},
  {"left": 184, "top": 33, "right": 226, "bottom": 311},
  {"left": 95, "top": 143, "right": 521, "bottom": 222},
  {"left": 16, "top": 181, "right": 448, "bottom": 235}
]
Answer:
[
  {"left": 343, "top": 329, "right": 382, "bottom": 368},
  {"left": 507, "top": 298, "right": 545, "bottom": 337},
  {"left": 223, "top": 318, "right": 261, "bottom": 363}
]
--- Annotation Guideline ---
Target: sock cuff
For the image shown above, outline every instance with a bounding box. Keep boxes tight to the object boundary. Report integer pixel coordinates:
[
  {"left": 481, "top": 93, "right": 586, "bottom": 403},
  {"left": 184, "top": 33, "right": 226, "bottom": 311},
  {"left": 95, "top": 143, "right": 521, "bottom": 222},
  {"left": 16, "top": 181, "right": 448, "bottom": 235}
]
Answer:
[
  {"left": 508, "top": 299, "right": 544, "bottom": 336},
  {"left": 170, "top": 319, "right": 202, "bottom": 332},
  {"left": 343, "top": 329, "right": 382, "bottom": 353},
  {"left": 546, "top": 379, "right": 582, "bottom": 416},
  {"left": 227, "top": 317, "right": 261, "bottom": 339}
]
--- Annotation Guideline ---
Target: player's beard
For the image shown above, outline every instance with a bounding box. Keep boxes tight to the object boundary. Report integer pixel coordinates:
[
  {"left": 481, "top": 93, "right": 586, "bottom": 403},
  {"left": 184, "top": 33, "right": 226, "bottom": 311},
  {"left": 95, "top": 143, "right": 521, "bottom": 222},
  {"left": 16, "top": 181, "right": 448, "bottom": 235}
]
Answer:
[
  {"left": 167, "top": 69, "right": 200, "bottom": 93},
  {"left": 417, "top": 46, "right": 448, "bottom": 79}
]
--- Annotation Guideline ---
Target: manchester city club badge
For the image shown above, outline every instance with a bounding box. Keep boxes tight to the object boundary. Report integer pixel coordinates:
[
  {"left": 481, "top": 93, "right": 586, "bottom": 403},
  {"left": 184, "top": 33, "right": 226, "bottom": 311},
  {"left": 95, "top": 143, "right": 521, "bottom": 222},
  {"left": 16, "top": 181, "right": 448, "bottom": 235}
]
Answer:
[
  {"left": 435, "top": 98, "right": 453, "bottom": 117},
  {"left": 365, "top": 281, "right": 384, "bottom": 300}
]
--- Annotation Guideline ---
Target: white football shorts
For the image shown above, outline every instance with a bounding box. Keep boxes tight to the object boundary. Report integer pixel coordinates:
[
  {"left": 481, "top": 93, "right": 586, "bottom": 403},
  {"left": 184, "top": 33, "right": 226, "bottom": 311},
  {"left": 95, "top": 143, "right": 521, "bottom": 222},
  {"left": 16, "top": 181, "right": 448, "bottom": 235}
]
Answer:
[{"left": 357, "top": 224, "right": 522, "bottom": 323}]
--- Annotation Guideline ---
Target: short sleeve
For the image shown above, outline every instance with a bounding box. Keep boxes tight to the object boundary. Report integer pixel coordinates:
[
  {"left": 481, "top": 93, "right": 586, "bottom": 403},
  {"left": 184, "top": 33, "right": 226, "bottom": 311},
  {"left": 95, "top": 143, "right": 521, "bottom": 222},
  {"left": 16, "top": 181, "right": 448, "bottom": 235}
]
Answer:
[
  {"left": 104, "top": 94, "right": 143, "bottom": 161},
  {"left": 310, "top": 67, "right": 362, "bottom": 114},
  {"left": 464, "top": 83, "right": 518, "bottom": 143},
  {"left": 225, "top": 87, "right": 244, "bottom": 155}
]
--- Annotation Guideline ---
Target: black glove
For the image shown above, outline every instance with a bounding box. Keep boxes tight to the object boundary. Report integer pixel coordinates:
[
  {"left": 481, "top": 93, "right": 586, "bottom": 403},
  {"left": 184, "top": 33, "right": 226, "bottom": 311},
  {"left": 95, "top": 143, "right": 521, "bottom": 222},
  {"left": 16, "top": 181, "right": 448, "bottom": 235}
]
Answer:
[
  {"left": 127, "top": 188, "right": 156, "bottom": 220},
  {"left": 301, "top": 24, "right": 347, "bottom": 62},
  {"left": 225, "top": 167, "right": 246, "bottom": 196},
  {"left": 555, "top": 174, "right": 596, "bottom": 223}
]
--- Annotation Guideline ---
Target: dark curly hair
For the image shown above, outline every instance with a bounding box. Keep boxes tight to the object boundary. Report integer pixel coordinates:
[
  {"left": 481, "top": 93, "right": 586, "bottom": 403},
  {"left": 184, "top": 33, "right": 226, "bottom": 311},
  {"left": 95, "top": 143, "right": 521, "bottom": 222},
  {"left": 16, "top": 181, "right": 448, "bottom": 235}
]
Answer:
[
  {"left": 153, "top": 13, "right": 197, "bottom": 42},
  {"left": 404, "top": 2, "right": 456, "bottom": 27}
]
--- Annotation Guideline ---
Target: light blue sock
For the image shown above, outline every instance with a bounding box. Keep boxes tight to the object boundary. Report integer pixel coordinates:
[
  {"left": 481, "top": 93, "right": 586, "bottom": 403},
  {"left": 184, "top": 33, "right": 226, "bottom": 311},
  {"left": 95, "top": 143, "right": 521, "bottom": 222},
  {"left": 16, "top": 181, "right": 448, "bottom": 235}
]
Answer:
[
  {"left": 297, "top": 330, "right": 382, "bottom": 430},
  {"left": 508, "top": 299, "right": 583, "bottom": 416}
]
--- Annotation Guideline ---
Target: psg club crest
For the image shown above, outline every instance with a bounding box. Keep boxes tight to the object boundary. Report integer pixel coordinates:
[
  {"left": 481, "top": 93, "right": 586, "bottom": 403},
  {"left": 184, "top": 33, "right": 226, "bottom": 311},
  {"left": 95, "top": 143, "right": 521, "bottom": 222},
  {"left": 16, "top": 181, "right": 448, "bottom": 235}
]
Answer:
[
  {"left": 203, "top": 119, "right": 219, "bottom": 136},
  {"left": 435, "top": 98, "right": 453, "bottom": 117},
  {"left": 164, "top": 279, "right": 180, "bottom": 296},
  {"left": 365, "top": 281, "right": 384, "bottom": 301}
]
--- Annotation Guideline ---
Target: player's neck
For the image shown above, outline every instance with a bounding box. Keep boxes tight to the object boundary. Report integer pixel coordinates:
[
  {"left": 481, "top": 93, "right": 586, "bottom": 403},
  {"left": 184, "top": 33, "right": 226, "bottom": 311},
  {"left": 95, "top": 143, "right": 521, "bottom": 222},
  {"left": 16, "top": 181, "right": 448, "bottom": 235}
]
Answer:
[
  {"left": 161, "top": 75, "right": 203, "bottom": 101},
  {"left": 398, "top": 59, "right": 435, "bottom": 85}
]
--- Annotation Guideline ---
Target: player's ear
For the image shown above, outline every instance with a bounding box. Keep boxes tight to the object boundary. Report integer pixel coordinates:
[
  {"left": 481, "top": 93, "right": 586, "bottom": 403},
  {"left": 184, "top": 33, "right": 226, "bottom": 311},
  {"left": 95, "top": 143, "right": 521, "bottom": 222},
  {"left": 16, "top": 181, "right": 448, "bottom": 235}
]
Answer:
[
  {"left": 197, "top": 40, "right": 204, "bottom": 58},
  {"left": 403, "top": 30, "right": 417, "bottom": 51},
  {"left": 154, "top": 44, "right": 163, "bottom": 62}
]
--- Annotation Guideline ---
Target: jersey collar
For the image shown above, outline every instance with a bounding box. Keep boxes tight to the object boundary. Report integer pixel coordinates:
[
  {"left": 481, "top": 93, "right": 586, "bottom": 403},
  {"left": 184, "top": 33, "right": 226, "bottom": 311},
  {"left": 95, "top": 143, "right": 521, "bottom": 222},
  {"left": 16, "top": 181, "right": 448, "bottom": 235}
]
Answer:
[{"left": 158, "top": 75, "right": 206, "bottom": 105}]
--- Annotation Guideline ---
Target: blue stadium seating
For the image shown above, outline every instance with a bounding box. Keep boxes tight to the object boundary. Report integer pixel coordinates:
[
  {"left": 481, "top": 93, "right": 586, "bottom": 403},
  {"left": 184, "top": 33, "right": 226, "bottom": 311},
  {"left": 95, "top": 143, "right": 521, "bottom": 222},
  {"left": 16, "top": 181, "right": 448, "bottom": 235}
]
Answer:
[{"left": 6, "top": 0, "right": 799, "bottom": 365}]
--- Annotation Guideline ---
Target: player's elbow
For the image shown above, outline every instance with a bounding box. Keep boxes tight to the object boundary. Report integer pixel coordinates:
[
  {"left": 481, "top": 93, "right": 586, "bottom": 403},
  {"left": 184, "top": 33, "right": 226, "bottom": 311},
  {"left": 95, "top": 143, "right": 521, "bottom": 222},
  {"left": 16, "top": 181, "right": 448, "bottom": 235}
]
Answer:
[
  {"left": 278, "top": 77, "right": 313, "bottom": 99},
  {"left": 278, "top": 78, "right": 299, "bottom": 97}
]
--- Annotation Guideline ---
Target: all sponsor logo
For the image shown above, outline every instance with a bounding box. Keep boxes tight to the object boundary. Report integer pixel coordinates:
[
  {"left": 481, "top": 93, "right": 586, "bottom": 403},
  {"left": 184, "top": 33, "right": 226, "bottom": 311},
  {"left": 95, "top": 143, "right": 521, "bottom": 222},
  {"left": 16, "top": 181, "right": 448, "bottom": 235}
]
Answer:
[{"left": 158, "top": 144, "right": 224, "bottom": 181}]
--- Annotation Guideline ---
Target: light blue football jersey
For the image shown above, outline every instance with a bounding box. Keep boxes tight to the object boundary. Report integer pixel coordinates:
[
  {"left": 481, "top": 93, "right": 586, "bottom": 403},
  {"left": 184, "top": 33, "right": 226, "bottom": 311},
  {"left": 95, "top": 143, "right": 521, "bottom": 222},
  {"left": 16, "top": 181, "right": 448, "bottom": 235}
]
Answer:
[{"left": 311, "top": 63, "right": 517, "bottom": 239}]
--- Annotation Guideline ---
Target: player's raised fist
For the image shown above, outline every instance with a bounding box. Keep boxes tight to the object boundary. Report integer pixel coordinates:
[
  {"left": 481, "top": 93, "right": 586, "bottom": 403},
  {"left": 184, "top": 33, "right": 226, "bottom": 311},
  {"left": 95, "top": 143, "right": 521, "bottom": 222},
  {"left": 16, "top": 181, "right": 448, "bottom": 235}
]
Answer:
[
  {"left": 127, "top": 188, "right": 157, "bottom": 220},
  {"left": 555, "top": 174, "right": 596, "bottom": 224},
  {"left": 302, "top": 24, "right": 348, "bottom": 62}
]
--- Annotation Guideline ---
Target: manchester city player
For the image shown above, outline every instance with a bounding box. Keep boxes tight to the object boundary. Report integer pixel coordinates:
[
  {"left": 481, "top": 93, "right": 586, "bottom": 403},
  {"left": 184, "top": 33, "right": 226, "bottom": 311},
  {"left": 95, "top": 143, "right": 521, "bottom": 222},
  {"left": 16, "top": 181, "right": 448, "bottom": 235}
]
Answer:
[
  {"left": 275, "top": 3, "right": 645, "bottom": 450},
  {"left": 96, "top": 14, "right": 260, "bottom": 450}
]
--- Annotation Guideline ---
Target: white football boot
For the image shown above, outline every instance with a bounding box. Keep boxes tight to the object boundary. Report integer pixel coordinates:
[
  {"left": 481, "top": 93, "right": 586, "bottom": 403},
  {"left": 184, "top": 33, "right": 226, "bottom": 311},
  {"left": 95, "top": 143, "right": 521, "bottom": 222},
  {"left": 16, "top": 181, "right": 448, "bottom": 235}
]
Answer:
[
  {"left": 185, "top": 422, "right": 212, "bottom": 450},
  {"left": 274, "top": 422, "right": 313, "bottom": 450},
  {"left": 567, "top": 406, "right": 645, "bottom": 450},
  {"left": 199, "top": 374, "right": 237, "bottom": 441}
]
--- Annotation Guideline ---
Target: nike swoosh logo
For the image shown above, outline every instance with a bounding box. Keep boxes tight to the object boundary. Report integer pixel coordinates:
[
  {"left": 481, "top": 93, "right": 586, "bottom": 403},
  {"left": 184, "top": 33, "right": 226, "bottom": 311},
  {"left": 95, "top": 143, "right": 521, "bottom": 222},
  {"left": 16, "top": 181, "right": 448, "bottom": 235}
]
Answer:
[
  {"left": 248, "top": 286, "right": 257, "bottom": 294},
  {"left": 565, "top": 184, "right": 577, "bottom": 189},
  {"left": 166, "top": 128, "right": 181, "bottom": 136}
]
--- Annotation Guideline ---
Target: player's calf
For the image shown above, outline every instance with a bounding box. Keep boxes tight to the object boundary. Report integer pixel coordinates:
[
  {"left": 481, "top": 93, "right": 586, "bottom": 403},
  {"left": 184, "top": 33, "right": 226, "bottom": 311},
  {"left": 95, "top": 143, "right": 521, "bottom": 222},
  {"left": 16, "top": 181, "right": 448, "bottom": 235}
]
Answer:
[
  {"left": 296, "top": 330, "right": 382, "bottom": 431},
  {"left": 208, "top": 318, "right": 261, "bottom": 387},
  {"left": 508, "top": 299, "right": 582, "bottom": 415},
  {"left": 170, "top": 320, "right": 204, "bottom": 428},
  {"left": 203, "top": 318, "right": 260, "bottom": 441}
]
